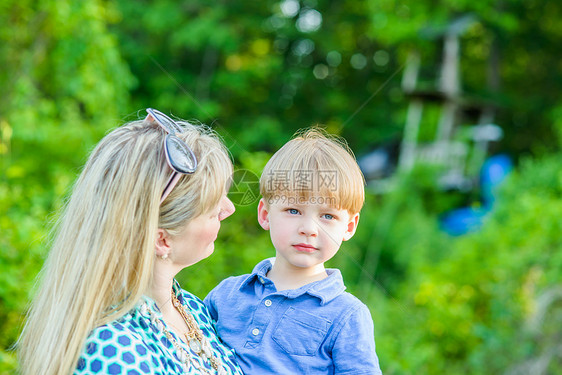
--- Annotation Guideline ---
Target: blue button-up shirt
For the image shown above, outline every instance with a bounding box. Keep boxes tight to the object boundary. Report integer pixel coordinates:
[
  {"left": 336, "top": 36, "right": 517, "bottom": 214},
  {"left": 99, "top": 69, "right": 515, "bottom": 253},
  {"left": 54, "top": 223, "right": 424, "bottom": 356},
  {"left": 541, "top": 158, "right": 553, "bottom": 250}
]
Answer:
[{"left": 204, "top": 259, "right": 382, "bottom": 374}]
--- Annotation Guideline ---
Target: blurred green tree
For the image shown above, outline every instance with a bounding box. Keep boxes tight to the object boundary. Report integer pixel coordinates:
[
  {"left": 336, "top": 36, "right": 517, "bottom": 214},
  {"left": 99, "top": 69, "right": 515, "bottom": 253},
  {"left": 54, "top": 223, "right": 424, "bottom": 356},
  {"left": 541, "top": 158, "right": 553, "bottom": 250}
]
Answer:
[{"left": 0, "top": 0, "right": 133, "bottom": 371}]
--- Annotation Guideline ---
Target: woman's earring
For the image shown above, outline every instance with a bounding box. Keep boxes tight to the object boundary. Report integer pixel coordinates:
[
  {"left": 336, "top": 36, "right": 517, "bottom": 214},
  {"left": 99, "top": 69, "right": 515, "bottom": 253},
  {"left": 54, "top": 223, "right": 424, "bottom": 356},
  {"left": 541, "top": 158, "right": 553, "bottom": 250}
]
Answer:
[{"left": 159, "top": 253, "right": 169, "bottom": 260}]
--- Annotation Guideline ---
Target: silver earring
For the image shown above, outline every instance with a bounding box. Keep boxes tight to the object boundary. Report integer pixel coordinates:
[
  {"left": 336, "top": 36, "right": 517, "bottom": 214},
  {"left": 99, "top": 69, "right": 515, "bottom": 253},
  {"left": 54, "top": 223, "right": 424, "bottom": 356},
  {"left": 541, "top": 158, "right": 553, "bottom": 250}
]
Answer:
[{"left": 159, "top": 254, "right": 168, "bottom": 260}]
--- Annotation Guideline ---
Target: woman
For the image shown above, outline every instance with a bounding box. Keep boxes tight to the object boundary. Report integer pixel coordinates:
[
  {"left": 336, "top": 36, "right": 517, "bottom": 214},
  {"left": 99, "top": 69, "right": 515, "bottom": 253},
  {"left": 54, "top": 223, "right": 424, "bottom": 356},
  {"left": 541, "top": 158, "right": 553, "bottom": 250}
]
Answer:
[{"left": 18, "top": 109, "right": 243, "bottom": 375}]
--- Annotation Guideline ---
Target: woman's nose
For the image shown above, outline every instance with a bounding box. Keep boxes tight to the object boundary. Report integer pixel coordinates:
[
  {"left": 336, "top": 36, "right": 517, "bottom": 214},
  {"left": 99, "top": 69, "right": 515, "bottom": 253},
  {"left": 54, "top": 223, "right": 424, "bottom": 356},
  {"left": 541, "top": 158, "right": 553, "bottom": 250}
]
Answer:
[{"left": 219, "top": 196, "right": 235, "bottom": 221}]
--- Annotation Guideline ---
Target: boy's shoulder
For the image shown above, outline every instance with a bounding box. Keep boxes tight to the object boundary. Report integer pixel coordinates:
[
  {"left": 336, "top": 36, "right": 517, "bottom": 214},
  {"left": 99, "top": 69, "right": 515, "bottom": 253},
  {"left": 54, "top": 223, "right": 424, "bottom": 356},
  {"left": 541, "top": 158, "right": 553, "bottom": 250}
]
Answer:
[
  {"left": 313, "top": 271, "right": 366, "bottom": 309},
  {"left": 213, "top": 273, "right": 252, "bottom": 291},
  {"left": 329, "top": 288, "right": 371, "bottom": 317}
]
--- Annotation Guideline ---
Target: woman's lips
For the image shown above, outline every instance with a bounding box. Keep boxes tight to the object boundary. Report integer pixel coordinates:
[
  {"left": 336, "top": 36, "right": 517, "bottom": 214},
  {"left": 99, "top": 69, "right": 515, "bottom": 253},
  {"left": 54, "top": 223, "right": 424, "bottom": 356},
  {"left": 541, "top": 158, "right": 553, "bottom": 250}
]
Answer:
[{"left": 293, "top": 243, "right": 317, "bottom": 253}]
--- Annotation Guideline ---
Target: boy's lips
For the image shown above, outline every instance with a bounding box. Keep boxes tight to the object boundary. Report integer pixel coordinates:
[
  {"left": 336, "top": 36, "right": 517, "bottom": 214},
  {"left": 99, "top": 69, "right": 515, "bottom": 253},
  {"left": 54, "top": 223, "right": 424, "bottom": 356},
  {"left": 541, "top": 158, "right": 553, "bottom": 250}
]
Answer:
[{"left": 293, "top": 243, "right": 318, "bottom": 253}]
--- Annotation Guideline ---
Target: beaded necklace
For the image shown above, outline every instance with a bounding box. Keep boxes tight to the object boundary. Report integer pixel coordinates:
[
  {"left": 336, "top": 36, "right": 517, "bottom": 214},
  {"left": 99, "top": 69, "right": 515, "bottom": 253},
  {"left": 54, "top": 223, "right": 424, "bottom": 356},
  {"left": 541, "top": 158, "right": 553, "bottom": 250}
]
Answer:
[{"left": 141, "top": 292, "right": 228, "bottom": 375}]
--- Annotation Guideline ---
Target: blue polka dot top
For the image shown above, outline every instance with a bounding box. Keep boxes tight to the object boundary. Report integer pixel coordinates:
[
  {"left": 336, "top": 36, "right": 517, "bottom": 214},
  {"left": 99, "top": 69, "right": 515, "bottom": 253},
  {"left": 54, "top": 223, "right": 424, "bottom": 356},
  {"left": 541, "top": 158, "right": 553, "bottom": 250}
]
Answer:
[{"left": 74, "top": 280, "right": 243, "bottom": 375}]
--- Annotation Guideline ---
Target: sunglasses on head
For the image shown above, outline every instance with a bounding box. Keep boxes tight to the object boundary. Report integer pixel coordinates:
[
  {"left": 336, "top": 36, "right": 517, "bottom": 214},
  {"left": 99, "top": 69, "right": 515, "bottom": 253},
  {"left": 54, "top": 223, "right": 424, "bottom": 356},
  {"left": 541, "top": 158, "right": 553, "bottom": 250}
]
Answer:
[{"left": 145, "top": 108, "right": 198, "bottom": 204}]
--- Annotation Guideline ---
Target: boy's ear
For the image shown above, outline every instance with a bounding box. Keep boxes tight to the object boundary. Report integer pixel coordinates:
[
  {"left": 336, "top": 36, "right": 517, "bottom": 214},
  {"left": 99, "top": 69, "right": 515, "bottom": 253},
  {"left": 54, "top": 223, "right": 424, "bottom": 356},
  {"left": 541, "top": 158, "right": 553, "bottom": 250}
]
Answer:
[
  {"left": 155, "top": 228, "right": 172, "bottom": 257},
  {"left": 257, "top": 198, "right": 270, "bottom": 230},
  {"left": 342, "top": 212, "right": 360, "bottom": 241}
]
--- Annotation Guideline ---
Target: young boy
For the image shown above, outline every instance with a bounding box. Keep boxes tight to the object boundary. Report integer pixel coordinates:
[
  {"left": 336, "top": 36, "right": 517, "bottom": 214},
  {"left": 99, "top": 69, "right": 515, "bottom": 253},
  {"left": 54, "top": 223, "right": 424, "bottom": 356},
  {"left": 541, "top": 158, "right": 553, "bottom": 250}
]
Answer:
[{"left": 204, "top": 129, "right": 382, "bottom": 374}]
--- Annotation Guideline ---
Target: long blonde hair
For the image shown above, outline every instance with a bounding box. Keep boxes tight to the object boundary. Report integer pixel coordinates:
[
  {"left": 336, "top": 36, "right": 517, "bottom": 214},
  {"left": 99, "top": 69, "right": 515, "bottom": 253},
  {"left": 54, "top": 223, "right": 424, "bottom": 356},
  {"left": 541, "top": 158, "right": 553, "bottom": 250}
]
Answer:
[{"left": 17, "top": 116, "right": 233, "bottom": 375}]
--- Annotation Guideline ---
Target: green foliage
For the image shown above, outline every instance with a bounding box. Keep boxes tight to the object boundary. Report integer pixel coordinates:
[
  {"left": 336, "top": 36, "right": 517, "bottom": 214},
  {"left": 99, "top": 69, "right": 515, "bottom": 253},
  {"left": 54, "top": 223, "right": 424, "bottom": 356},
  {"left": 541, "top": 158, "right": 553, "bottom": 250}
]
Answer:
[
  {"left": 367, "top": 153, "right": 562, "bottom": 374},
  {"left": 0, "top": 0, "right": 134, "bottom": 370},
  {"left": 112, "top": 0, "right": 407, "bottom": 158}
]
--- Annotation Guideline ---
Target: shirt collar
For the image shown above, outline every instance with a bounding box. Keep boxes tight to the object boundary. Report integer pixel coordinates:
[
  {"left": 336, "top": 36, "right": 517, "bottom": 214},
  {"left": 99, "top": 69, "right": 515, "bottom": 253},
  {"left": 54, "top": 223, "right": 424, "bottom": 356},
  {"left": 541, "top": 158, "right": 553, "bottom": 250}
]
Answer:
[
  {"left": 239, "top": 258, "right": 275, "bottom": 290},
  {"left": 239, "top": 258, "right": 346, "bottom": 305},
  {"left": 137, "top": 279, "right": 182, "bottom": 320}
]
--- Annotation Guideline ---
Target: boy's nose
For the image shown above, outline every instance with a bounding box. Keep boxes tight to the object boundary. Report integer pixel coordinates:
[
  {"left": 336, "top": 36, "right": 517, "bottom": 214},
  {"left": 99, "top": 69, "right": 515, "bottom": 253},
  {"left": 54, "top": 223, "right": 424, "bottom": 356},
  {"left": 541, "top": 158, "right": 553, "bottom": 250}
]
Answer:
[{"left": 299, "top": 217, "right": 318, "bottom": 237}]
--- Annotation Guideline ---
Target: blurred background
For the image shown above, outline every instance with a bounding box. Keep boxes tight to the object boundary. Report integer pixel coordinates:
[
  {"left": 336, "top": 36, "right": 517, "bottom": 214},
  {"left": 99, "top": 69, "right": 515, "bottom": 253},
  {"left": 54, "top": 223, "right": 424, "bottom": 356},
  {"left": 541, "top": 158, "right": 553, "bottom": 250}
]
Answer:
[{"left": 2, "top": 0, "right": 562, "bottom": 373}]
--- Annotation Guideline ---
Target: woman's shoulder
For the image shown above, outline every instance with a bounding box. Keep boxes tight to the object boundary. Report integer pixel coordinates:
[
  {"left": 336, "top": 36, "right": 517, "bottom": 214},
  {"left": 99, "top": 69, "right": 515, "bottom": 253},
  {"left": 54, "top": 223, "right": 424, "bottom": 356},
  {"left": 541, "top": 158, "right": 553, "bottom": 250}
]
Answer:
[
  {"left": 76, "top": 312, "right": 160, "bottom": 374},
  {"left": 83, "top": 310, "right": 157, "bottom": 354},
  {"left": 84, "top": 314, "right": 146, "bottom": 344}
]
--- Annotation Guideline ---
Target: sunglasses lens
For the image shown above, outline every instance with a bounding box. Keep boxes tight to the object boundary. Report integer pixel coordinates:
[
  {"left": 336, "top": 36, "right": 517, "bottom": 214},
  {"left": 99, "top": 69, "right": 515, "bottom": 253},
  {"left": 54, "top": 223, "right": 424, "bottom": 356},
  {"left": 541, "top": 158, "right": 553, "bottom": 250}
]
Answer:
[{"left": 165, "top": 135, "right": 197, "bottom": 173}]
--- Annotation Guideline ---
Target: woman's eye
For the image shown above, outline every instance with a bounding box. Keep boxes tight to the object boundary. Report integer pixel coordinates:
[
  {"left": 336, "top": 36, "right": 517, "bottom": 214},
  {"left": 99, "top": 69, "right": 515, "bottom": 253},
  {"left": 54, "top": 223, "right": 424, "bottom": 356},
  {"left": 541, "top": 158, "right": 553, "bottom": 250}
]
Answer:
[
  {"left": 288, "top": 208, "right": 299, "bottom": 215},
  {"left": 323, "top": 214, "right": 334, "bottom": 220}
]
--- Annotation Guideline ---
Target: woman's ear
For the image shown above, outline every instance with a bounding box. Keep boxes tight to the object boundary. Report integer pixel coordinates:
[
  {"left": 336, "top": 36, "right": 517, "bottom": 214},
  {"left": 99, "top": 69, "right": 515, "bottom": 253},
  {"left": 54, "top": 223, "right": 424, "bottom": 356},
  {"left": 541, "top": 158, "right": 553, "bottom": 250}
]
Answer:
[
  {"left": 342, "top": 212, "right": 360, "bottom": 241},
  {"left": 155, "top": 229, "right": 172, "bottom": 258},
  {"left": 257, "top": 198, "right": 270, "bottom": 230}
]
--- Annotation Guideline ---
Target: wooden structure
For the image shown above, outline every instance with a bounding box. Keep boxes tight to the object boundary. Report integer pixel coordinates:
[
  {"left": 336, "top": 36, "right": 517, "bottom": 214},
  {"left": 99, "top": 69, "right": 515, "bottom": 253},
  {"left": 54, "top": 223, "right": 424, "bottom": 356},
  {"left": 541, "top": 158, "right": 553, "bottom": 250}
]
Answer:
[{"left": 397, "top": 14, "right": 502, "bottom": 191}]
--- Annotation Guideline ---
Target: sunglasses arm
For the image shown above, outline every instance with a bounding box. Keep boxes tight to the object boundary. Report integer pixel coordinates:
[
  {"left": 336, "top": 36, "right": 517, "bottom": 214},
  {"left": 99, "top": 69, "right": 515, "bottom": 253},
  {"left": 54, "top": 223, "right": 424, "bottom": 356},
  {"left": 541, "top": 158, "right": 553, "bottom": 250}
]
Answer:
[{"left": 160, "top": 172, "right": 182, "bottom": 204}]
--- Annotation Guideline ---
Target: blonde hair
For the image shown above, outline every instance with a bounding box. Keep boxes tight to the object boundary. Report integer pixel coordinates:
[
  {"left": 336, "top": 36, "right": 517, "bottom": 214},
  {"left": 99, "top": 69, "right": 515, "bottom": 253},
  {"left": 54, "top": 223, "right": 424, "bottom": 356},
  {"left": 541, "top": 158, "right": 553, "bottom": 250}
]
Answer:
[
  {"left": 260, "top": 127, "right": 365, "bottom": 214},
  {"left": 17, "top": 116, "right": 232, "bottom": 375}
]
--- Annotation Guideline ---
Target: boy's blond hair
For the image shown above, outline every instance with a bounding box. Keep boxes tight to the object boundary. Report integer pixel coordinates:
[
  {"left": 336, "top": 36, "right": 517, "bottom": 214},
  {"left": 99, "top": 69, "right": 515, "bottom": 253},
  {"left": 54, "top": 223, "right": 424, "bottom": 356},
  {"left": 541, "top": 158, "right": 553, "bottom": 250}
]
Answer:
[{"left": 260, "top": 128, "right": 365, "bottom": 214}]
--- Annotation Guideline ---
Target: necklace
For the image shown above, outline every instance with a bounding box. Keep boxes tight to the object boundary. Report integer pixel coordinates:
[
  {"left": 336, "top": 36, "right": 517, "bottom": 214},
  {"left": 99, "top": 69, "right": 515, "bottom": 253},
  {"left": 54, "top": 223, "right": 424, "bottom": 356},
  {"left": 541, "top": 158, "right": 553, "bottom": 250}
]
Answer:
[
  {"left": 170, "top": 290, "right": 227, "bottom": 374},
  {"left": 141, "top": 293, "right": 228, "bottom": 375}
]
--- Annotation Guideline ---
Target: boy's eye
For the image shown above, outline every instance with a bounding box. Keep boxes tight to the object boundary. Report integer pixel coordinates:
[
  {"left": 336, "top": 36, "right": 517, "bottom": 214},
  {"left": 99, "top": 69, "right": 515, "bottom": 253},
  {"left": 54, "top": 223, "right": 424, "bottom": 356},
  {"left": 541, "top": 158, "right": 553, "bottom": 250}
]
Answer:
[
  {"left": 322, "top": 213, "right": 335, "bottom": 220},
  {"left": 287, "top": 208, "right": 299, "bottom": 215}
]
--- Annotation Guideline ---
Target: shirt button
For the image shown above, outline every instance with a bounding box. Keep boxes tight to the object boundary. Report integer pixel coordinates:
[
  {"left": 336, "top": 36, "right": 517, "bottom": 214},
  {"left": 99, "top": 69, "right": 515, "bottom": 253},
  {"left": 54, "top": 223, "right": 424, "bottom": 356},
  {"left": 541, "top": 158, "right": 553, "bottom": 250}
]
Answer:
[
  {"left": 264, "top": 299, "right": 272, "bottom": 307},
  {"left": 252, "top": 328, "right": 260, "bottom": 336},
  {"left": 258, "top": 277, "right": 265, "bottom": 284}
]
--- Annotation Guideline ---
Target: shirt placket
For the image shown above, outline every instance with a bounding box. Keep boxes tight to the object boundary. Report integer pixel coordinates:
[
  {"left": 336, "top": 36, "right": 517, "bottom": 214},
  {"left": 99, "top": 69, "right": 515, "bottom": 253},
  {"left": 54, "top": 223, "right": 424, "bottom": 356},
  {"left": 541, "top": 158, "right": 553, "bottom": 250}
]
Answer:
[{"left": 244, "top": 276, "right": 281, "bottom": 348}]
